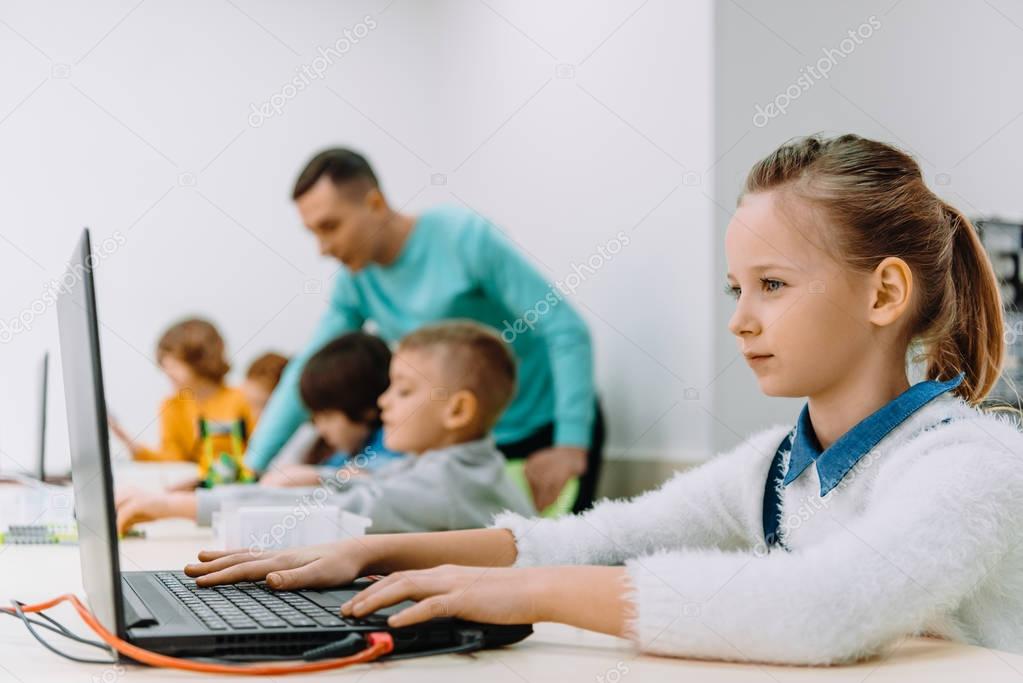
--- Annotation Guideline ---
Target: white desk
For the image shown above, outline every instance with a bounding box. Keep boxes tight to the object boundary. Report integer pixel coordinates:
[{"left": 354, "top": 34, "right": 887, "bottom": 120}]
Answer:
[{"left": 2, "top": 465, "right": 1022, "bottom": 682}]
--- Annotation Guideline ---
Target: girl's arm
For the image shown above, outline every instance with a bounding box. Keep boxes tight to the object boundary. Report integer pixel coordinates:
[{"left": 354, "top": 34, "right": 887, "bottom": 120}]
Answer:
[
  {"left": 186, "top": 528, "right": 519, "bottom": 588},
  {"left": 343, "top": 564, "right": 630, "bottom": 636},
  {"left": 494, "top": 425, "right": 789, "bottom": 568},
  {"left": 126, "top": 400, "right": 190, "bottom": 462}
]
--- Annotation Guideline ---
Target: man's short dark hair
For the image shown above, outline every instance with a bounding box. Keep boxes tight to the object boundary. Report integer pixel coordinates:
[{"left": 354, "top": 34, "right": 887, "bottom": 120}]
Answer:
[
  {"left": 299, "top": 331, "right": 392, "bottom": 424},
  {"left": 292, "top": 148, "right": 379, "bottom": 200}
]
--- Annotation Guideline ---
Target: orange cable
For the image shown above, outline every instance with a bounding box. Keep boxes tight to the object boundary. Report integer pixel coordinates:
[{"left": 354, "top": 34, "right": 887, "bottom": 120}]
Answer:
[{"left": 10, "top": 593, "right": 393, "bottom": 675}]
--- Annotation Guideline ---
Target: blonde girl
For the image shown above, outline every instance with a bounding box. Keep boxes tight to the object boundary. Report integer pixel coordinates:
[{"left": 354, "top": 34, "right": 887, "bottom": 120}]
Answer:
[{"left": 183, "top": 135, "right": 1023, "bottom": 664}]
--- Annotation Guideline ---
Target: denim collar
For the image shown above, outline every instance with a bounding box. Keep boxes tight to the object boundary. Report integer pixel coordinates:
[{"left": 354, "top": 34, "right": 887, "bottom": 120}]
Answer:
[{"left": 783, "top": 372, "right": 965, "bottom": 496}]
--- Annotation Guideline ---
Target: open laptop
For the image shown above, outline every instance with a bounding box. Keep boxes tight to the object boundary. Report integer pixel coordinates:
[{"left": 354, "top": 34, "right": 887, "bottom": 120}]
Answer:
[
  {"left": 36, "top": 352, "right": 48, "bottom": 481},
  {"left": 55, "top": 228, "right": 532, "bottom": 658},
  {"left": 34, "top": 351, "right": 71, "bottom": 484},
  {"left": 0, "top": 352, "right": 61, "bottom": 484}
]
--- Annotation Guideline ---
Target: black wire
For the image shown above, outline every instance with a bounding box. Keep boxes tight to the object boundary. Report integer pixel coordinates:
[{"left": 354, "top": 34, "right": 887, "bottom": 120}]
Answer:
[
  {"left": 2, "top": 601, "right": 484, "bottom": 666},
  {"left": 8, "top": 602, "right": 117, "bottom": 664},
  {"left": 0, "top": 604, "right": 110, "bottom": 651},
  {"left": 0, "top": 605, "right": 110, "bottom": 651}
]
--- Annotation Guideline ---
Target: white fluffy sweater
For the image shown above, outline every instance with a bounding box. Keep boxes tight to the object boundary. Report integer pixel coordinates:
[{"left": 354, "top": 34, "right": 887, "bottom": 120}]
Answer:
[{"left": 493, "top": 395, "right": 1023, "bottom": 664}]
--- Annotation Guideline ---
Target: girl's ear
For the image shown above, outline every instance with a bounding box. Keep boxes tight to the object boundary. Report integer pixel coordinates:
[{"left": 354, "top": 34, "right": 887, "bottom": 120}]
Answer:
[
  {"left": 442, "top": 389, "right": 479, "bottom": 431},
  {"left": 868, "top": 256, "right": 913, "bottom": 328}
]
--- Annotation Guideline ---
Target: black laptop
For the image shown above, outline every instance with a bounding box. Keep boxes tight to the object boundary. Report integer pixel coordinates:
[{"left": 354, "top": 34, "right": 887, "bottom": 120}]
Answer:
[
  {"left": 0, "top": 351, "right": 61, "bottom": 484},
  {"left": 55, "top": 228, "right": 532, "bottom": 659}
]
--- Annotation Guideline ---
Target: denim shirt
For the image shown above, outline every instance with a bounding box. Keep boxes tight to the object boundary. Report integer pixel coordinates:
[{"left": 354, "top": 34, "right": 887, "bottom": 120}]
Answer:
[
  {"left": 783, "top": 372, "right": 966, "bottom": 497},
  {"left": 320, "top": 427, "right": 405, "bottom": 472}
]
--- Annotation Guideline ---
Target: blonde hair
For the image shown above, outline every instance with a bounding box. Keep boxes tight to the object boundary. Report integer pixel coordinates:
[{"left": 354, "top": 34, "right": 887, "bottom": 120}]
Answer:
[
  {"left": 742, "top": 134, "right": 1005, "bottom": 405},
  {"left": 398, "top": 321, "right": 517, "bottom": 430}
]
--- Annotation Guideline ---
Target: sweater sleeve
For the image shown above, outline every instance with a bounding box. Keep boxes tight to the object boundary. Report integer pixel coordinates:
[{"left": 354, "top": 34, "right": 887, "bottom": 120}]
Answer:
[
  {"left": 624, "top": 442, "right": 1022, "bottom": 665},
  {"left": 493, "top": 427, "right": 788, "bottom": 566},
  {"left": 244, "top": 275, "right": 365, "bottom": 472},
  {"left": 133, "top": 398, "right": 192, "bottom": 462},
  {"left": 466, "top": 219, "right": 596, "bottom": 448}
]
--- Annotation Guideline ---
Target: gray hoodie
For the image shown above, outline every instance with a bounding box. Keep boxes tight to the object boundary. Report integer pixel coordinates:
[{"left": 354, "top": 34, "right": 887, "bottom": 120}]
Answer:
[{"left": 195, "top": 437, "right": 535, "bottom": 533}]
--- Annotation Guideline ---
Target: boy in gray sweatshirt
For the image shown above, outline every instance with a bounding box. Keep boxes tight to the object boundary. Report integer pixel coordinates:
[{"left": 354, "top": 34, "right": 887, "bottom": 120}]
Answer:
[{"left": 115, "top": 322, "right": 535, "bottom": 534}]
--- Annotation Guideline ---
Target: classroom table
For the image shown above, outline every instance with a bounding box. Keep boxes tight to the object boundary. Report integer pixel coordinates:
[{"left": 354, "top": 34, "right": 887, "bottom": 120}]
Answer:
[{"left": 1, "top": 463, "right": 1022, "bottom": 682}]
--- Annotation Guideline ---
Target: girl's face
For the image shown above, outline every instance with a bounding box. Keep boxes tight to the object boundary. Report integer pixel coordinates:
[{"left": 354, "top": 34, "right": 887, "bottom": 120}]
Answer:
[
  {"left": 724, "top": 191, "right": 880, "bottom": 398},
  {"left": 160, "top": 355, "right": 198, "bottom": 392}
]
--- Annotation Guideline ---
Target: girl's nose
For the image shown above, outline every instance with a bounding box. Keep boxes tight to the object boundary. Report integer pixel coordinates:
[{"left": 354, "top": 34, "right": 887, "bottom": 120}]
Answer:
[{"left": 728, "top": 300, "right": 762, "bottom": 338}]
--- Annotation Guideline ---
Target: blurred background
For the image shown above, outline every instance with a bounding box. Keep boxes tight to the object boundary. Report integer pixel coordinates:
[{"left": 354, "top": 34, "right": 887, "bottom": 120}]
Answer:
[{"left": 1, "top": 0, "right": 1020, "bottom": 495}]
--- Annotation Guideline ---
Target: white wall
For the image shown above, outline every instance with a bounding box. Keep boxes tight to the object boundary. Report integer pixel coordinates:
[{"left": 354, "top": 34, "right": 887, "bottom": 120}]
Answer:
[
  {"left": 0, "top": 0, "right": 716, "bottom": 475},
  {"left": 711, "top": 0, "right": 1023, "bottom": 452}
]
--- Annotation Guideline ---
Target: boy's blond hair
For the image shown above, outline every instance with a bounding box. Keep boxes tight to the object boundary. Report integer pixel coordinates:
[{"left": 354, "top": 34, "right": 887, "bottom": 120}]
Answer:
[{"left": 398, "top": 321, "right": 517, "bottom": 432}]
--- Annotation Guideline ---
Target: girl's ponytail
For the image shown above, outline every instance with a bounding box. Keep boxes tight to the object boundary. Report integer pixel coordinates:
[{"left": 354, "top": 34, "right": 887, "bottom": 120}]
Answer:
[{"left": 928, "top": 203, "right": 1005, "bottom": 404}]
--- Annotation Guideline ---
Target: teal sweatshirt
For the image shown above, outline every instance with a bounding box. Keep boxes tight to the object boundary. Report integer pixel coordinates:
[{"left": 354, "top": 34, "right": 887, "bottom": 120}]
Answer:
[{"left": 245, "top": 205, "right": 596, "bottom": 472}]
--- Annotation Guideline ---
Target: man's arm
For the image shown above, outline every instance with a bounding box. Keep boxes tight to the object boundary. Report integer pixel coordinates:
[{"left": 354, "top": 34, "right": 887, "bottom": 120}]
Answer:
[
  {"left": 467, "top": 219, "right": 596, "bottom": 448},
  {"left": 244, "top": 275, "right": 365, "bottom": 472}
]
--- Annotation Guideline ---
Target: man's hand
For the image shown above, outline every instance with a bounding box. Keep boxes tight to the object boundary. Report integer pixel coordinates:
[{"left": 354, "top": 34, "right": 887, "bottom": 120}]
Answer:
[
  {"left": 115, "top": 491, "right": 196, "bottom": 535},
  {"left": 523, "top": 446, "right": 586, "bottom": 511},
  {"left": 185, "top": 541, "right": 369, "bottom": 589}
]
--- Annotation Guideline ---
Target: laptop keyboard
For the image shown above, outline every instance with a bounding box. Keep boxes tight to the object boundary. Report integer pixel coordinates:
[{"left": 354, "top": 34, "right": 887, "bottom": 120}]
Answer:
[{"left": 156, "top": 572, "right": 377, "bottom": 631}]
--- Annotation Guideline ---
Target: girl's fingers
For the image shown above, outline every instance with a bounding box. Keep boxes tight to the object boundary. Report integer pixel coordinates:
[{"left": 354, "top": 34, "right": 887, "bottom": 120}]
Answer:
[
  {"left": 192, "top": 557, "right": 291, "bottom": 587},
  {"left": 186, "top": 548, "right": 282, "bottom": 576},
  {"left": 339, "top": 572, "right": 401, "bottom": 613},
  {"left": 266, "top": 559, "right": 337, "bottom": 590},
  {"left": 196, "top": 548, "right": 257, "bottom": 562},
  {"left": 387, "top": 596, "right": 452, "bottom": 628},
  {"left": 345, "top": 572, "right": 436, "bottom": 617},
  {"left": 341, "top": 570, "right": 426, "bottom": 612}
]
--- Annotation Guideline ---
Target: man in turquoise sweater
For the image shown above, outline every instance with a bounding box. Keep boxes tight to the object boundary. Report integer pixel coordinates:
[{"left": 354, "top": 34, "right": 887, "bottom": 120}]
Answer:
[{"left": 247, "top": 148, "right": 603, "bottom": 512}]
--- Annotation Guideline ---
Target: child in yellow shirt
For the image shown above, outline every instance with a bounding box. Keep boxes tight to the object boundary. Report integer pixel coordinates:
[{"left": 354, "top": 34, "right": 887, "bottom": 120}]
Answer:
[{"left": 109, "top": 318, "right": 253, "bottom": 463}]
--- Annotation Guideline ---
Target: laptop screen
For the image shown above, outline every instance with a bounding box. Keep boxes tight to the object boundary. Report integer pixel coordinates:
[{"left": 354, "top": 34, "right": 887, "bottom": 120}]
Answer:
[
  {"left": 55, "top": 228, "right": 126, "bottom": 638},
  {"left": 37, "top": 351, "right": 48, "bottom": 481}
]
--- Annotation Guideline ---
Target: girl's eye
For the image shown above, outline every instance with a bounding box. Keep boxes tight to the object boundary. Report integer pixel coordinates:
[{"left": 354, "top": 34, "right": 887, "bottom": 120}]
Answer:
[{"left": 723, "top": 278, "right": 785, "bottom": 300}]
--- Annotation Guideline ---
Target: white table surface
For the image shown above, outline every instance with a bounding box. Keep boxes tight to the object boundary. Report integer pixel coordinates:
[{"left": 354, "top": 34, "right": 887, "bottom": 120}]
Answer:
[{"left": 2, "top": 463, "right": 1022, "bottom": 682}]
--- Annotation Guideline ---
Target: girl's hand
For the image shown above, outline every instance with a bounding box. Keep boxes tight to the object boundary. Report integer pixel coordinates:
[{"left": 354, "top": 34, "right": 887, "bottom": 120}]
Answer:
[
  {"left": 342, "top": 565, "right": 545, "bottom": 628},
  {"left": 107, "top": 416, "right": 140, "bottom": 455},
  {"left": 115, "top": 491, "right": 196, "bottom": 535},
  {"left": 185, "top": 540, "right": 369, "bottom": 589}
]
